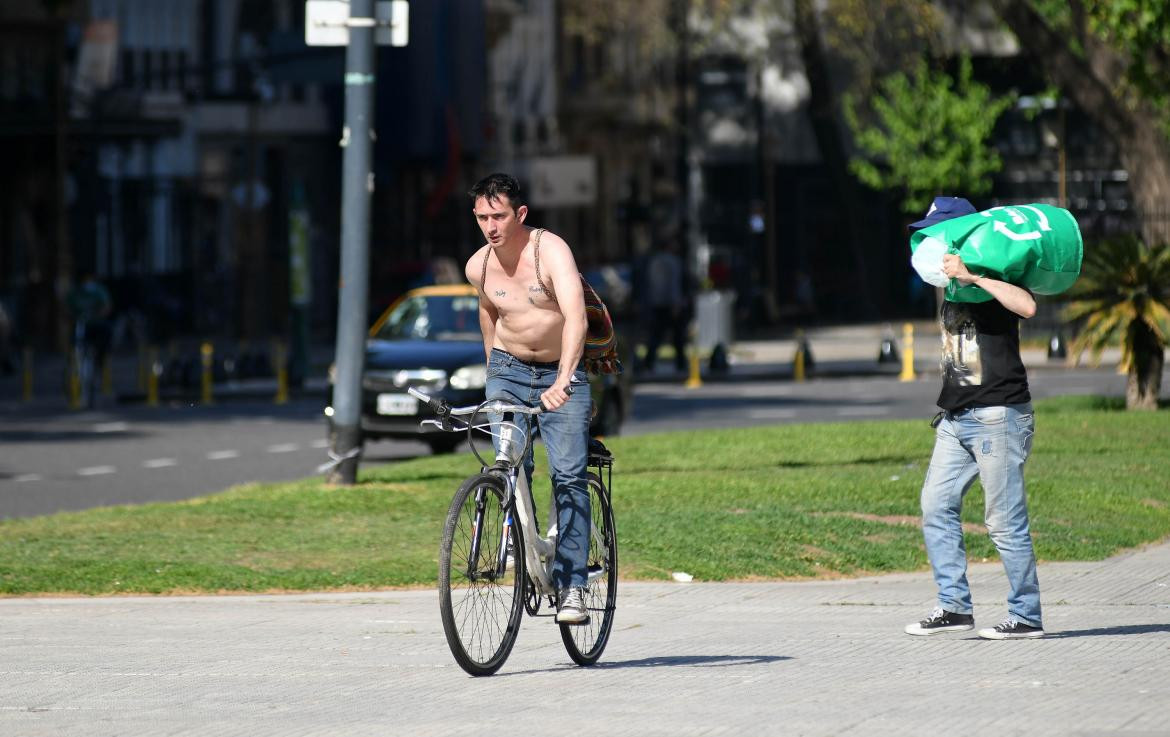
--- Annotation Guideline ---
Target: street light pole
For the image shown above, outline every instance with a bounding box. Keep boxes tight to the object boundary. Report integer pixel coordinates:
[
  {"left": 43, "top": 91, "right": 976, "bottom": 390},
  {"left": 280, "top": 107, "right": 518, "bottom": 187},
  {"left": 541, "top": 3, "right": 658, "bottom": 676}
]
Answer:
[{"left": 327, "top": 0, "right": 376, "bottom": 485}]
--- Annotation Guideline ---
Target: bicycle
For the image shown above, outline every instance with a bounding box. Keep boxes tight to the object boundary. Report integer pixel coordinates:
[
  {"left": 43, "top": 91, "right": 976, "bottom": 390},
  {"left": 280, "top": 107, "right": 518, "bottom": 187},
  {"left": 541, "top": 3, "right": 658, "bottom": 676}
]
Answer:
[{"left": 408, "top": 386, "right": 617, "bottom": 676}]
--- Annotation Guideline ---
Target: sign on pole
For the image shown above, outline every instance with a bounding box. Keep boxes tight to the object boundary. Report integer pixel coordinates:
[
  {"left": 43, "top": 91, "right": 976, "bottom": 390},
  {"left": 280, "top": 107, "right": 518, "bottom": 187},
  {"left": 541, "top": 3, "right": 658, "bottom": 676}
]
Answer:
[{"left": 305, "top": 0, "right": 409, "bottom": 47}]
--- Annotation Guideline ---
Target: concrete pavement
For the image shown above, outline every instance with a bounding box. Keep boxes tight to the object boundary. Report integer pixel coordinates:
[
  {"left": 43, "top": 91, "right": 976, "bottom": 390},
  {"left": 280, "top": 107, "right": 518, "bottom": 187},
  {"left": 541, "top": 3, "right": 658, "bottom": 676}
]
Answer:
[{"left": 2, "top": 540, "right": 1167, "bottom": 736}]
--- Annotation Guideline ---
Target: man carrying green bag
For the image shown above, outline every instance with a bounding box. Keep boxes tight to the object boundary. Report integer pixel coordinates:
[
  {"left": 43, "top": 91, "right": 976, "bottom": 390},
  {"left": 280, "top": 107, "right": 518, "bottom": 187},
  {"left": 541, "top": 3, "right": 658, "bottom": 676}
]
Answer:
[
  {"left": 903, "top": 196, "right": 1070, "bottom": 640},
  {"left": 910, "top": 200, "right": 1083, "bottom": 302}
]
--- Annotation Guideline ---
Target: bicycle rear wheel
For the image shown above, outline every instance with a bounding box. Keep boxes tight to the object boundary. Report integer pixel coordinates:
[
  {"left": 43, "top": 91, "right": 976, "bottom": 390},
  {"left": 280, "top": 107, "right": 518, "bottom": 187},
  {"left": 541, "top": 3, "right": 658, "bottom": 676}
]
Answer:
[
  {"left": 560, "top": 472, "right": 617, "bottom": 665},
  {"left": 439, "top": 472, "right": 525, "bottom": 676}
]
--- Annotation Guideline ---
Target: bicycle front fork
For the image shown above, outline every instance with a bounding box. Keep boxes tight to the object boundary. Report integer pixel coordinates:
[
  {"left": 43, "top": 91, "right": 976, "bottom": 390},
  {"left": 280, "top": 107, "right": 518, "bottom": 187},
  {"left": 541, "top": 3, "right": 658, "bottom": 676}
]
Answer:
[{"left": 465, "top": 486, "right": 513, "bottom": 582}]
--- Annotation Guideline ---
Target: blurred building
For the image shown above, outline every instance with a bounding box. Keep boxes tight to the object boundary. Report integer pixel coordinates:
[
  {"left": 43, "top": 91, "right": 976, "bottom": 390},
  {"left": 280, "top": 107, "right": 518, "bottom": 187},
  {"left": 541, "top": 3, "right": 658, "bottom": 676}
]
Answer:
[
  {"left": 0, "top": 0, "right": 486, "bottom": 352},
  {"left": 0, "top": 0, "right": 1139, "bottom": 355}
]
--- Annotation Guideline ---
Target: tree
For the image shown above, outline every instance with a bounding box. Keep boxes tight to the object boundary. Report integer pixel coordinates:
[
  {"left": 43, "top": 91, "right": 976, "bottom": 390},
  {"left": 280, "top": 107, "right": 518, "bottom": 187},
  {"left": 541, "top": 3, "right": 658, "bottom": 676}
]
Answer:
[
  {"left": 1062, "top": 236, "right": 1170, "bottom": 410},
  {"left": 985, "top": 0, "right": 1170, "bottom": 243},
  {"left": 843, "top": 56, "right": 1015, "bottom": 215}
]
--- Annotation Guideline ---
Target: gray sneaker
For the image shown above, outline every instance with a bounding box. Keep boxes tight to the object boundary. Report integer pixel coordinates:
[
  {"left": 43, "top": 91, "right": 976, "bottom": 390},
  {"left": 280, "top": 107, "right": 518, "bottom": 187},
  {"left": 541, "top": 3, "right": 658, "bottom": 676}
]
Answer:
[{"left": 556, "top": 587, "right": 590, "bottom": 625}]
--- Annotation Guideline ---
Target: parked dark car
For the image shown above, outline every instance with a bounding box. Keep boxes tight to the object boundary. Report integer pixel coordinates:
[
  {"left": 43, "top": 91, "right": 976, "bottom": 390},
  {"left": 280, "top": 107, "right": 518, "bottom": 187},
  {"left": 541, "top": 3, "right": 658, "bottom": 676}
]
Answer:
[{"left": 326, "top": 284, "right": 633, "bottom": 454}]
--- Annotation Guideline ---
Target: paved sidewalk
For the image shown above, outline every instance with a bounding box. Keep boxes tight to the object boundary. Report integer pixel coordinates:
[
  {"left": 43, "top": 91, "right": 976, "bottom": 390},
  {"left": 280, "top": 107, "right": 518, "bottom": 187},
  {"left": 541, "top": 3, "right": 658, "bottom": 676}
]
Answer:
[{"left": 2, "top": 542, "right": 1167, "bottom": 736}]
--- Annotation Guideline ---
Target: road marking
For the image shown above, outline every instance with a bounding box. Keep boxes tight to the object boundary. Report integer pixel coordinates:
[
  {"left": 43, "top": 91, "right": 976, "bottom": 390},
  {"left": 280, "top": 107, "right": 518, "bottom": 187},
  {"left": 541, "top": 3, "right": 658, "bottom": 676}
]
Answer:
[
  {"left": 13, "top": 474, "right": 43, "bottom": 482},
  {"left": 206, "top": 450, "right": 240, "bottom": 460},
  {"left": 749, "top": 408, "right": 798, "bottom": 419},
  {"left": 836, "top": 407, "right": 890, "bottom": 417},
  {"left": 267, "top": 443, "right": 300, "bottom": 454},
  {"left": 142, "top": 458, "right": 177, "bottom": 469},
  {"left": 77, "top": 466, "right": 116, "bottom": 476},
  {"left": 93, "top": 422, "right": 129, "bottom": 433},
  {"left": 310, "top": 438, "right": 329, "bottom": 449}
]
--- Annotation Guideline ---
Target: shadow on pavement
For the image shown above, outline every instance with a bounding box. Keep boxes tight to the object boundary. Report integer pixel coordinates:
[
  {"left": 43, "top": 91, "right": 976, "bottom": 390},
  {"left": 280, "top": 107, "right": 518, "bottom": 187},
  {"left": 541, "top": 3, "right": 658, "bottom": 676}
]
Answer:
[
  {"left": 496, "top": 653, "right": 792, "bottom": 677},
  {"left": 594, "top": 654, "right": 793, "bottom": 669},
  {"left": 1044, "top": 623, "right": 1170, "bottom": 639}
]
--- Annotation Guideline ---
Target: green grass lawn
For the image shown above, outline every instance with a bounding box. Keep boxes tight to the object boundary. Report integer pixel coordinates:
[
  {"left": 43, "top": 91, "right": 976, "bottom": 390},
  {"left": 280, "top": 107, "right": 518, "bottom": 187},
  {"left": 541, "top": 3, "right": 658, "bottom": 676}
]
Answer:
[{"left": 1, "top": 396, "right": 1167, "bottom": 596}]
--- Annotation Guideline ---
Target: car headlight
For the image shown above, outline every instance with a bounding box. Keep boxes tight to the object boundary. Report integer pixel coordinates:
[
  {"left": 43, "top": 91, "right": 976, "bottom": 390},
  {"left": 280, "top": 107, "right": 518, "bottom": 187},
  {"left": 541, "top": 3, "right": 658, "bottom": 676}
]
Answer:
[{"left": 449, "top": 364, "right": 487, "bottom": 390}]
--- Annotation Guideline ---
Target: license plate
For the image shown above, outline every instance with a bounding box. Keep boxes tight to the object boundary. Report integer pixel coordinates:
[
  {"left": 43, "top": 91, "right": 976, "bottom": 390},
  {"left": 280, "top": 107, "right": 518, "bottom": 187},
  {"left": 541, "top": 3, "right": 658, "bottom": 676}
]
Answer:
[{"left": 376, "top": 393, "right": 419, "bottom": 416}]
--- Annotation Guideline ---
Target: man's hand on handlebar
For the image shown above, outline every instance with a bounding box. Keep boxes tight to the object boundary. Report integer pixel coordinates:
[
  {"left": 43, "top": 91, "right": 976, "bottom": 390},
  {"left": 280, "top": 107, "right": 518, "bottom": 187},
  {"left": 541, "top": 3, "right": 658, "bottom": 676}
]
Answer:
[{"left": 539, "top": 379, "right": 575, "bottom": 412}]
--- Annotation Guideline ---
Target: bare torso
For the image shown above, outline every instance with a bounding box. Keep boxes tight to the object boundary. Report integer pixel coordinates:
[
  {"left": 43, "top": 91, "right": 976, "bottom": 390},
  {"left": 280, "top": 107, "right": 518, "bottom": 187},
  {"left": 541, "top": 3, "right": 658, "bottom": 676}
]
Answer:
[{"left": 473, "top": 229, "right": 565, "bottom": 362}]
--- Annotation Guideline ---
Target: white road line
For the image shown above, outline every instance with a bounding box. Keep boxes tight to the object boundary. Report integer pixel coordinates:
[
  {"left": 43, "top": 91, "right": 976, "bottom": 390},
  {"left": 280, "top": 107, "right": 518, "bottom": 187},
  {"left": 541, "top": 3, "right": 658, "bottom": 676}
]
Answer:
[
  {"left": 836, "top": 406, "right": 890, "bottom": 417},
  {"left": 206, "top": 450, "right": 240, "bottom": 460},
  {"left": 93, "top": 422, "right": 129, "bottom": 433},
  {"left": 749, "top": 408, "right": 798, "bottom": 419},
  {"left": 13, "top": 474, "right": 43, "bottom": 482},
  {"left": 266, "top": 443, "right": 300, "bottom": 454},
  {"left": 142, "top": 458, "right": 177, "bottom": 469},
  {"left": 77, "top": 466, "right": 116, "bottom": 476},
  {"left": 310, "top": 438, "right": 328, "bottom": 449}
]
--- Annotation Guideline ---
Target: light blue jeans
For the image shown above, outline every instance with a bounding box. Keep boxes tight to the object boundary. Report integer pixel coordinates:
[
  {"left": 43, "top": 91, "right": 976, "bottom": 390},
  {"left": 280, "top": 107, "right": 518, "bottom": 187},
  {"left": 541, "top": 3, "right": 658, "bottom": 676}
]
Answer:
[
  {"left": 920, "top": 403, "right": 1042, "bottom": 627},
  {"left": 486, "top": 349, "right": 591, "bottom": 590}
]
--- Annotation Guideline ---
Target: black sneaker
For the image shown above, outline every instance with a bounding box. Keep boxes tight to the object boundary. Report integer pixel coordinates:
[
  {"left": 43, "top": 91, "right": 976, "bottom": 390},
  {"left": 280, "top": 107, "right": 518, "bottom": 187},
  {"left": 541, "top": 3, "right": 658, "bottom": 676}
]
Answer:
[
  {"left": 978, "top": 618, "right": 1044, "bottom": 640},
  {"left": 904, "top": 607, "right": 975, "bottom": 636}
]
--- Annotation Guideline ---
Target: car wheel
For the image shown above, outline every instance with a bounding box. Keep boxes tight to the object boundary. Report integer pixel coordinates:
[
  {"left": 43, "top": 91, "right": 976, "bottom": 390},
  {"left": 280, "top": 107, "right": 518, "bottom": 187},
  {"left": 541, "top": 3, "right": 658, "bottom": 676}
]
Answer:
[
  {"left": 427, "top": 436, "right": 463, "bottom": 455},
  {"left": 591, "top": 390, "right": 623, "bottom": 437}
]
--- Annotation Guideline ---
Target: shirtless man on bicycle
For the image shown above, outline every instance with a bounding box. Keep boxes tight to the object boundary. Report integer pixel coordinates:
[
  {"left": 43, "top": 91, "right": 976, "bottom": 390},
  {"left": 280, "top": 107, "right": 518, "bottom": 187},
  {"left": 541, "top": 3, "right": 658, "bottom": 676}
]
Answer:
[{"left": 464, "top": 172, "right": 592, "bottom": 624}]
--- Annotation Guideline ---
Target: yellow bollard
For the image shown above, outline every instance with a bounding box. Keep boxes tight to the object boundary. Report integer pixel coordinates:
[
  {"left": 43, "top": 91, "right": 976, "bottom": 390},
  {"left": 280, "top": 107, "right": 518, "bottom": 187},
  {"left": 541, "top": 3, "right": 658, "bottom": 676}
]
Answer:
[
  {"left": 101, "top": 354, "right": 113, "bottom": 396},
  {"left": 793, "top": 330, "right": 807, "bottom": 383},
  {"left": 899, "top": 322, "right": 916, "bottom": 382},
  {"left": 22, "top": 347, "right": 33, "bottom": 401},
  {"left": 147, "top": 347, "right": 160, "bottom": 407},
  {"left": 274, "top": 339, "right": 289, "bottom": 404},
  {"left": 200, "top": 341, "right": 214, "bottom": 404},
  {"left": 68, "top": 350, "right": 81, "bottom": 409},
  {"left": 685, "top": 344, "right": 702, "bottom": 389}
]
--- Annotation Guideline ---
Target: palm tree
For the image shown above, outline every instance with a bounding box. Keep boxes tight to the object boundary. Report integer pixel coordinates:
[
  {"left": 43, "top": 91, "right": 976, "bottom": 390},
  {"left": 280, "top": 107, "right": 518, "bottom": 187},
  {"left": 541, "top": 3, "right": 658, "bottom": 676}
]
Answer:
[{"left": 1062, "top": 236, "right": 1170, "bottom": 410}]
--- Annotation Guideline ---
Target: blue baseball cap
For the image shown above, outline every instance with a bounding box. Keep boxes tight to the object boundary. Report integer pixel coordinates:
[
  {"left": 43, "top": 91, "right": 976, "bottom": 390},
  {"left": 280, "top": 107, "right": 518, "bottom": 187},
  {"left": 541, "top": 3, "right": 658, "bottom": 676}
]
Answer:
[{"left": 907, "top": 196, "right": 976, "bottom": 232}]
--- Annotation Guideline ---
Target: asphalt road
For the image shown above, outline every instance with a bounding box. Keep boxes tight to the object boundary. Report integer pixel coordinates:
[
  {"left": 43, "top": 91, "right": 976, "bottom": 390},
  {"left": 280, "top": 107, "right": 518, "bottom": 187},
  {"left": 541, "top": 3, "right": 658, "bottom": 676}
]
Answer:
[{"left": 0, "top": 366, "right": 1133, "bottom": 520}]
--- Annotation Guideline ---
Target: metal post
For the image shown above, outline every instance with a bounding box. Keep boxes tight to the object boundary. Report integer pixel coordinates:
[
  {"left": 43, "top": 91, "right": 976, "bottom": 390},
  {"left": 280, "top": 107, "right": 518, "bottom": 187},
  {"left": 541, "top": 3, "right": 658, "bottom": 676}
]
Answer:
[{"left": 328, "top": 0, "right": 376, "bottom": 485}]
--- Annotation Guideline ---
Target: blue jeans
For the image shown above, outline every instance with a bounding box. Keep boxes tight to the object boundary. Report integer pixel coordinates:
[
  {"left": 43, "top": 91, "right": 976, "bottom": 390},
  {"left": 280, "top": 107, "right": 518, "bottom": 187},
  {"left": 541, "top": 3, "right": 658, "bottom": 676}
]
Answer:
[
  {"left": 486, "top": 349, "right": 591, "bottom": 590},
  {"left": 920, "top": 403, "right": 1042, "bottom": 627}
]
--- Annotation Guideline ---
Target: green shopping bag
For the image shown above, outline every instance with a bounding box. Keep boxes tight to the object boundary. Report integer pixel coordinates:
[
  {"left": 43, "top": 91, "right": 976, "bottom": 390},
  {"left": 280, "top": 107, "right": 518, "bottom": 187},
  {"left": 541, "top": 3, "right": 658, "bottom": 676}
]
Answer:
[{"left": 909, "top": 204, "right": 1083, "bottom": 303}]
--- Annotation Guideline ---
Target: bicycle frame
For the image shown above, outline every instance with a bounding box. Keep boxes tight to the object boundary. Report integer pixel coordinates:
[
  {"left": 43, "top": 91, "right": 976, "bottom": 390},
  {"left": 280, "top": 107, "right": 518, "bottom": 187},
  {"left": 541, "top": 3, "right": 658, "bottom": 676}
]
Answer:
[{"left": 409, "top": 388, "right": 603, "bottom": 600}]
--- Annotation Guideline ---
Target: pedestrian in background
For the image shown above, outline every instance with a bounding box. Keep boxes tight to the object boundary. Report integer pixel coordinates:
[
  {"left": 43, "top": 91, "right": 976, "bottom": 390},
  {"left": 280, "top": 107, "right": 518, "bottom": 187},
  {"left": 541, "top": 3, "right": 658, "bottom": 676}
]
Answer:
[
  {"left": 67, "top": 273, "right": 113, "bottom": 362},
  {"left": 641, "top": 235, "right": 690, "bottom": 373},
  {"left": 903, "top": 196, "right": 1045, "bottom": 640}
]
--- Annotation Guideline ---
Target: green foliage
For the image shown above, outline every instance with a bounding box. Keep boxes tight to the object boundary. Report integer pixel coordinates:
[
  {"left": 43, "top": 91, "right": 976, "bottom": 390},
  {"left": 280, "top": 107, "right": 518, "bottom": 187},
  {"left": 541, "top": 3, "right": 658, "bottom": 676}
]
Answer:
[
  {"left": 1085, "top": 1, "right": 1170, "bottom": 115},
  {"left": 2, "top": 404, "right": 1169, "bottom": 595},
  {"left": 844, "top": 56, "right": 1015, "bottom": 214},
  {"left": 1026, "top": 0, "right": 1170, "bottom": 129},
  {"left": 1062, "top": 236, "right": 1170, "bottom": 369}
]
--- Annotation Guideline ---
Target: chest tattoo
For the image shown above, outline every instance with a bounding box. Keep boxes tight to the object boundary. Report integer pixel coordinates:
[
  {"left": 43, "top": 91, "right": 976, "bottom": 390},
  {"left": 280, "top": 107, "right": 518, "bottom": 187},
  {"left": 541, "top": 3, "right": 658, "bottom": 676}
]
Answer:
[{"left": 494, "top": 289, "right": 506, "bottom": 297}]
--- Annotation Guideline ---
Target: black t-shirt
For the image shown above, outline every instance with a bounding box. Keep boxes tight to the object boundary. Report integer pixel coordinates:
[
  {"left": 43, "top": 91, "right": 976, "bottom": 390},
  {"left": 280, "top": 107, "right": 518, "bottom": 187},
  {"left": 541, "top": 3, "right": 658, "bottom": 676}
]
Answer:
[{"left": 936, "top": 299, "right": 1030, "bottom": 411}]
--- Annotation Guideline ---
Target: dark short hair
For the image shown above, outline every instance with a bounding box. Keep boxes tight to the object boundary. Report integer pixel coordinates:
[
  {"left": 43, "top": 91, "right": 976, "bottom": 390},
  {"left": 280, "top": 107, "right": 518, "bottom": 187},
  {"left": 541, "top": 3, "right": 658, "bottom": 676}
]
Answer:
[{"left": 469, "top": 173, "right": 526, "bottom": 210}]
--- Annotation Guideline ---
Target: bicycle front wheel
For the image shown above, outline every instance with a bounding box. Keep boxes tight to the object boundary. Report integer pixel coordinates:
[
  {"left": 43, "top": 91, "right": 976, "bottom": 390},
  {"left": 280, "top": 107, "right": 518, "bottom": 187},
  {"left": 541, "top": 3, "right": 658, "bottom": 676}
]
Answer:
[
  {"left": 438, "top": 472, "right": 525, "bottom": 676},
  {"left": 560, "top": 472, "right": 617, "bottom": 665}
]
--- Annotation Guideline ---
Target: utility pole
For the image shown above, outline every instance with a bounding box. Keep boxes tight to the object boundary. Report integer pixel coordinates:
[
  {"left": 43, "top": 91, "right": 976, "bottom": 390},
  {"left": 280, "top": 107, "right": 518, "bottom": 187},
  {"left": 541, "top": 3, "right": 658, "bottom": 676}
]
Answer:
[{"left": 327, "top": 0, "right": 376, "bottom": 485}]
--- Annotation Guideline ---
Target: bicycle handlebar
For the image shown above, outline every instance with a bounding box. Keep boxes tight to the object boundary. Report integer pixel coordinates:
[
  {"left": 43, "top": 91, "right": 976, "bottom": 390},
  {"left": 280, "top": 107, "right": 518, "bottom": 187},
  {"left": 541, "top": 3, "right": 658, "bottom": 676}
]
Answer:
[{"left": 408, "top": 386, "right": 572, "bottom": 420}]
